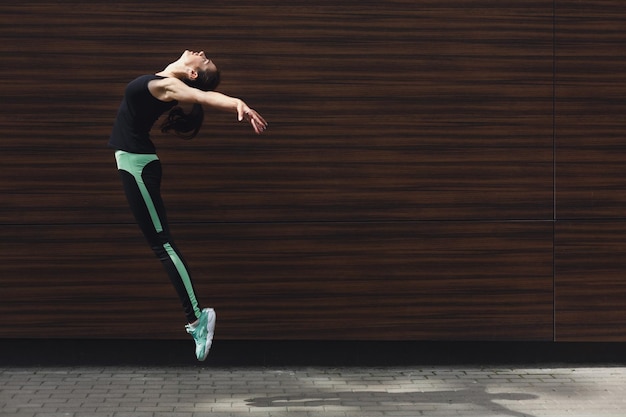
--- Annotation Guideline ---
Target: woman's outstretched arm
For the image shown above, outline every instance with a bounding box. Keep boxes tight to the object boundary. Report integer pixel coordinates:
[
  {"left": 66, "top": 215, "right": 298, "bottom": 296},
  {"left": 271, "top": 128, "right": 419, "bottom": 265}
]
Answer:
[{"left": 149, "top": 77, "right": 267, "bottom": 134}]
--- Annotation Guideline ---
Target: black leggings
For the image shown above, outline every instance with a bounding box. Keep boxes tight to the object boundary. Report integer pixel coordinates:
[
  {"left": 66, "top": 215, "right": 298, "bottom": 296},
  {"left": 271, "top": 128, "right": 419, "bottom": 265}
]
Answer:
[{"left": 115, "top": 151, "right": 202, "bottom": 323}]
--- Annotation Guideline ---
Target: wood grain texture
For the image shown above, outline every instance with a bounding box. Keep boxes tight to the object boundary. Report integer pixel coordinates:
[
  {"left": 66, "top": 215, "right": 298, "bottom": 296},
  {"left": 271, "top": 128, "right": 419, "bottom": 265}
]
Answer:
[
  {"left": 552, "top": 1, "right": 626, "bottom": 341},
  {"left": 0, "top": 1, "right": 558, "bottom": 341},
  {"left": 555, "top": 0, "right": 626, "bottom": 219},
  {"left": 0, "top": 222, "right": 553, "bottom": 340},
  {"left": 555, "top": 221, "right": 626, "bottom": 341},
  {"left": 0, "top": 0, "right": 554, "bottom": 225}
]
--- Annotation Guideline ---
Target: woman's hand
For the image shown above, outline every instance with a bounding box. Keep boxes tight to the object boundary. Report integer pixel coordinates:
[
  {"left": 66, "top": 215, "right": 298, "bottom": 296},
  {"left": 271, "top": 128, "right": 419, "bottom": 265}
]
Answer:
[{"left": 237, "top": 100, "right": 268, "bottom": 134}]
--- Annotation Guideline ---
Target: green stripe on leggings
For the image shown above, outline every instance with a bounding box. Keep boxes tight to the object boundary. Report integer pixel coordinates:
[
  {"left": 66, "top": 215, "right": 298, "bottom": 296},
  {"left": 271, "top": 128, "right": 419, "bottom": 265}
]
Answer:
[
  {"left": 115, "top": 150, "right": 201, "bottom": 319},
  {"left": 115, "top": 151, "right": 163, "bottom": 232}
]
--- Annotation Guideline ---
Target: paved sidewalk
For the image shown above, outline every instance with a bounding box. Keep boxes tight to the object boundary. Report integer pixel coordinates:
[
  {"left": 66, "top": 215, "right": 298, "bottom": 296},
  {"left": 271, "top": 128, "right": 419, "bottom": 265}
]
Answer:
[{"left": 1, "top": 366, "right": 626, "bottom": 417}]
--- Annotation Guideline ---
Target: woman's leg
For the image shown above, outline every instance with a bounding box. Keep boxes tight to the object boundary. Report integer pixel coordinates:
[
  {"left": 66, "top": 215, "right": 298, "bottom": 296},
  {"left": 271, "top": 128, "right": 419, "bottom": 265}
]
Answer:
[{"left": 115, "top": 151, "right": 202, "bottom": 323}]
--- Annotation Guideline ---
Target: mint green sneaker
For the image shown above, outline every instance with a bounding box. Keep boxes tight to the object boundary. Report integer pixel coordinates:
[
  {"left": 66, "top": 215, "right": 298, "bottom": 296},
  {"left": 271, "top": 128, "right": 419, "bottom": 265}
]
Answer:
[{"left": 185, "top": 308, "right": 216, "bottom": 361}]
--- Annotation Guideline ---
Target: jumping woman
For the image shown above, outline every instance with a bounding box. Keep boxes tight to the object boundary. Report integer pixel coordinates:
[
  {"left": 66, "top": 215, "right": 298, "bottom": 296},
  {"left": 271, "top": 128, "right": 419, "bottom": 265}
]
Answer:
[{"left": 108, "top": 50, "right": 267, "bottom": 361}]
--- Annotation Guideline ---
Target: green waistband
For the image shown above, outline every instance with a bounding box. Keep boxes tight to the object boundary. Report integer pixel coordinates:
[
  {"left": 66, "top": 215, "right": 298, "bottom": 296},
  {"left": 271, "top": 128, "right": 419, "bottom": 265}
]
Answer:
[{"left": 115, "top": 150, "right": 159, "bottom": 173}]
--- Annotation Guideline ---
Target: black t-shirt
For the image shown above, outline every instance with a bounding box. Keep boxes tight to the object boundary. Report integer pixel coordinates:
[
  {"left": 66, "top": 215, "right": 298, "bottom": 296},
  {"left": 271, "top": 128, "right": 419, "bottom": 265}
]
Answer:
[{"left": 108, "top": 74, "right": 178, "bottom": 153}]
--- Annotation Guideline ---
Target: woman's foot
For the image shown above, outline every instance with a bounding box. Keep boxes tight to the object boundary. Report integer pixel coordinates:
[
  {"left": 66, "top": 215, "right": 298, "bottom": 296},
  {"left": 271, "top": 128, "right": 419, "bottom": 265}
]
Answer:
[{"left": 185, "top": 308, "right": 216, "bottom": 361}]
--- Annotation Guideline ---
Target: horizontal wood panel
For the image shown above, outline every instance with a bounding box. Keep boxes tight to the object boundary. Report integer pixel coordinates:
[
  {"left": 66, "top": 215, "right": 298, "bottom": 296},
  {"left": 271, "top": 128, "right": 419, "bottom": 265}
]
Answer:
[
  {"left": 0, "top": 1, "right": 553, "bottom": 225},
  {"left": 555, "top": 1, "right": 626, "bottom": 219},
  {"left": 0, "top": 222, "right": 554, "bottom": 340},
  {"left": 552, "top": 0, "right": 626, "bottom": 341},
  {"left": 555, "top": 221, "right": 626, "bottom": 341}
]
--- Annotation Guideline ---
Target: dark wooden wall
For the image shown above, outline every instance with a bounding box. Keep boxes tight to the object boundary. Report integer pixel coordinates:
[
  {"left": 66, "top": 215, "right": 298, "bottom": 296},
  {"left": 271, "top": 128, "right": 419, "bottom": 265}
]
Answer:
[
  {"left": 0, "top": 1, "right": 623, "bottom": 342},
  {"left": 555, "top": 0, "right": 626, "bottom": 341}
]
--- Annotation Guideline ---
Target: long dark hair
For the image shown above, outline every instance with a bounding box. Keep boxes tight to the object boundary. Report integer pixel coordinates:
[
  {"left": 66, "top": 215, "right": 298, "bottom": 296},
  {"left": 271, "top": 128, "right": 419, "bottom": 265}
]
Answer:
[{"left": 161, "top": 69, "right": 221, "bottom": 140}]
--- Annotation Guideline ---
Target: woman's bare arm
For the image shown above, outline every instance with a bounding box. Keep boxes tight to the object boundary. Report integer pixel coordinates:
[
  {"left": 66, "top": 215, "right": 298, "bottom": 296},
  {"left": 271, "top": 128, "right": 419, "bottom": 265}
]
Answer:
[{"left": 149, "top": 77, "right": 267, "bottom": 134}]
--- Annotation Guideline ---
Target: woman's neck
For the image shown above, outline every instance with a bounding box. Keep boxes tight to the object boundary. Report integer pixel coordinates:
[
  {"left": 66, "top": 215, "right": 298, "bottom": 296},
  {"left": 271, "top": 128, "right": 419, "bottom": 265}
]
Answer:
[{"left": 156, "top": 62, "right": 185, "bottom": 79}]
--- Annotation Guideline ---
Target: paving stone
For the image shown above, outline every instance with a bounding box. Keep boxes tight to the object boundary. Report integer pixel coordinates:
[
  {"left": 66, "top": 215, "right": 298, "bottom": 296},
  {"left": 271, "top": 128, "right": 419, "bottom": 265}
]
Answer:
[{"left": 2, "top": 366, "right": 626, "bottom": 416}]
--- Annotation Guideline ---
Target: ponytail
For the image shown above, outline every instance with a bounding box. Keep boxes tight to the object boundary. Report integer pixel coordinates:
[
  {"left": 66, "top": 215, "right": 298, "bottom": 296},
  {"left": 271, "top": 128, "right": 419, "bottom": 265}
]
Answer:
[
  {"left": 160, "top": 104, "right": 204, "bottom": 140},
  {"left": 160, "top": 68, "right": 221, "bottom": 140}
]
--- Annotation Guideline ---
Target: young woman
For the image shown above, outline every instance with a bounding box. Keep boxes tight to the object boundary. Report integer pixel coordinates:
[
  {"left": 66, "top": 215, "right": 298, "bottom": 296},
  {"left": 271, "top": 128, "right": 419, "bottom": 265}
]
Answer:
[{"left": 108, "top": 50, "right": 267, "bottom": 361}]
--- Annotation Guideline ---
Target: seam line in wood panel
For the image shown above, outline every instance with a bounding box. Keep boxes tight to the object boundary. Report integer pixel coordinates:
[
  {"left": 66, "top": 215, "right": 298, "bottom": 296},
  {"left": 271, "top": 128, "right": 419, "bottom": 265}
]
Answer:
[{"left": 552, "top": 0, "right": 557, "bottom": 342}]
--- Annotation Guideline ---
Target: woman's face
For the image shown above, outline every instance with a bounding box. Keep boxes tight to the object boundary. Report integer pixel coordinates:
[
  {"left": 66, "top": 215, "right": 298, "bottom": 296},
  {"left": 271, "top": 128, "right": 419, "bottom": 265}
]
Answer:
[{"left": 181, "top": 50, "right": 217, "bottom": 74}]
